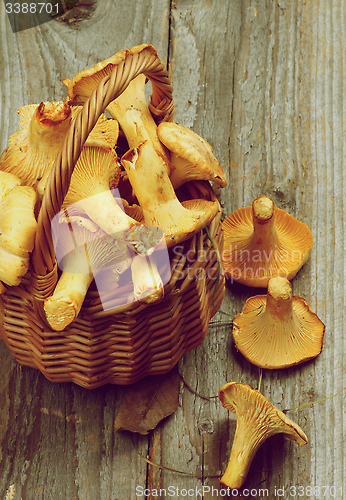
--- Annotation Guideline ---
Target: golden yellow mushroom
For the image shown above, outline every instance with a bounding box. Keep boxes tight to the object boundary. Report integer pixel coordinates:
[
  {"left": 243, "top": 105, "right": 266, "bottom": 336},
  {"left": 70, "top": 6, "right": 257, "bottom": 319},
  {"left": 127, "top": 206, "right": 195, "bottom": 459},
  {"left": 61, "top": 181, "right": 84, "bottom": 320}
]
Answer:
[
  {"left": 121, "top": 141, "right": 219, "bottom": 248},
  {"left": 222, "top": 196, "right": 313, "bottom": 287},
  {"left": 157, "top": 121, "right": 227, "bottom": 189},
  {"left": 0, "top": 101, "right": 118, "bottom": 199},
  {"left": 232, "top": 276, "right": 325, "bottom": 369},
  {"left": 0, "top": 171, "right": 37, "bottom": 286},
  {"left": 219, "top": 382, "right": 308, "bottom": 489},
  {"left": 63, "top": 44, "right": 170, "bottom": 170}
]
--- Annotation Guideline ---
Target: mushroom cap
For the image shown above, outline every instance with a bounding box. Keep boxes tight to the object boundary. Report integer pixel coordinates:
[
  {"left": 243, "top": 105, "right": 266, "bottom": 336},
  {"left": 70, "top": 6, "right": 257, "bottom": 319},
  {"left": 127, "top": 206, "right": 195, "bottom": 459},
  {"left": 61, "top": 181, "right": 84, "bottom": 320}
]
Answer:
[
  {"left": 0, "top": 182, "right": 37, "bottom": 286},
  {"left": 157, "top": 122, "right": 227, "bottom": 188},
  {"left": 0, "top": 101, "right": 71, "bottom": 188},
  {"left": 60, "top": 146, "right": 142, "bottom": 234},
  {"left": 0, "top": 171, "right": 22, "bottom": 199},
  {"left": 64, "top": 44, "right": 156, "bottom": 105},
  {"left": 0, "top": 185, "right": 37, "bottom": 258},
  {"left": 0, "top": 101, "right": 118, "bottom": 197},
  {"left": 65, "top": 57, "right": 171, "bottom": 177},
  {"left": 232, "top": 277, "right": 325, "bottom": 369},
  {"left": 218, "top": 382, "right": 308, "bottom": 489},
  {"left": 79, "top": 112, "right": 119, "bottom": 150},
  {"left": 124, "top": 203, "right": 144, "bottom": 223},
  {"left": 222, "top": 196, "right": 313, "bottom": 287},
  {"left": 61, "top": 146, "right": 121, "bottom": 209}
]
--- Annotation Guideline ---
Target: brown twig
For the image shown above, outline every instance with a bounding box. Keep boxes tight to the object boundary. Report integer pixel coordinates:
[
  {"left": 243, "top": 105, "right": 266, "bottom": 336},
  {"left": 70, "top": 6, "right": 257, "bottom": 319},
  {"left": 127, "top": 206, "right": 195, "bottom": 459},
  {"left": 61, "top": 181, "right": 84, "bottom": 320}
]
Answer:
[{"left": 179, "top": 372, "right": 218, "bottom": 401}]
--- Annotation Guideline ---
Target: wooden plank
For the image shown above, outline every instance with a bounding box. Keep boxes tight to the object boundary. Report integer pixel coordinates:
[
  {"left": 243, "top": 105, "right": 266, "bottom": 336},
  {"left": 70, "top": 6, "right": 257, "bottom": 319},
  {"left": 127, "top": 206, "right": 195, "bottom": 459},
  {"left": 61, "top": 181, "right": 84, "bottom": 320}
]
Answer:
[
  {"left": 0, "top": 0, "right": 171, "bottom": 151},
  {"left": 0, "top": 0, "right": 345, "bottom": 498},
  {"left": 150, "top": 0, "right": 345, "bottom": 497},
  {"left": 0, "top": 1, "right": 170, "bottom": 498}
]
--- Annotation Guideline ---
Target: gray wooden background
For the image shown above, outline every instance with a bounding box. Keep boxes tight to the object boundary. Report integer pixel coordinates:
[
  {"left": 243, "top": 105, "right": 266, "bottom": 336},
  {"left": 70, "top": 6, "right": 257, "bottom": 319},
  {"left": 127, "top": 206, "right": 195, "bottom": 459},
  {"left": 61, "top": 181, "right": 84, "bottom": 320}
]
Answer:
[{"left": 0, "top": 0, "right": 345, "bottom": 499}]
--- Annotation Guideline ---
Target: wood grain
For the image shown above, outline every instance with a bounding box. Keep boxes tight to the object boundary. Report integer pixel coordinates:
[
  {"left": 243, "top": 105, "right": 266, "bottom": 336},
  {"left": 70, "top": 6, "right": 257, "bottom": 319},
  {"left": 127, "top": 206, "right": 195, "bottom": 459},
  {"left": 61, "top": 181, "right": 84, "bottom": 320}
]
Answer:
[
  {"left": 0, "top": 0, "right": 345, "bottom": 498},
  {"left": 0, "top": 1, "right": 170, "bottom": 499}
]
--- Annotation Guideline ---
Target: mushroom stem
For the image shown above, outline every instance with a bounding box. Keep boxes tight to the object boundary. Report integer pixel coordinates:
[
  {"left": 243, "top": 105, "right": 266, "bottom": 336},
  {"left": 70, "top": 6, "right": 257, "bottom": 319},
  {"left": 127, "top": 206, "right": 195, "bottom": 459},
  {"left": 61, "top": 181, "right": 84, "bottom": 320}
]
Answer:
[
  {"left": 44, "top": 270, "right": 94, "bottom": 331},
  {"left": 28, "top": 101, "right": 71, "bottom": 150},
  {"left": 125, "top": 225, "right": 167, "bottom": 304},
  {"left": 104, "top": 74, "right": 170, "bottom": 170},
  {"left": 121, "top": 141, "right": 219, "bottom": 247},
  {"left": 75, "top": 191, "right": 138, "bottom": 234},
  {"left": 265, "top": 276, "right": 293, "bottom": 320},
  {"left": 131, "top": 254, "right": 164, "bottom": 304},
  {"left": 252, "top": 196, "right": 277, "bottom": 244},
  {"left": 222, "top": 195, "right": 314, "bottom": 287},
  {"left": 1, "top": 101, "right": 72, "bottom": 190},
  {"left": 219, "top": 382, "right": 308, "bottom": 490},
  {"left": 45, "top": 219, "right": 130, "bottom": 331}
]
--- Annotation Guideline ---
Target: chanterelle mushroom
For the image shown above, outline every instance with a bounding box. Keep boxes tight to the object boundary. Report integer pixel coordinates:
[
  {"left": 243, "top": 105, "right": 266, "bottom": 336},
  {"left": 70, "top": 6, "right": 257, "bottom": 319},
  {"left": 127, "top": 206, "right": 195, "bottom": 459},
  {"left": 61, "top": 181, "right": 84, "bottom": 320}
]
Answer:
[
  {"left": 45, "top": 215, "right": 131, "bottom": 331},
  {"left": 222, "top": 196, "right": 313, "bottom": 287},
  {"left": 0, "top": 171, "right": 37, "bottom": 286},
  {"left": 60, "top": 144, "right": 167, "bottom": 305},
  {"left": 157, "top": 122, "right": 227, "bottom": 189},
  {"left": 61, "top": 146, "right": 140, "bottom": 234},
  {"left": 232, "top": 276, "right": 325, "bottom": 369},
  {"left": 219, "top": 382, "right": 308, "bottom": 489},
  {"left": 0, "top": 101, "right": 71, "bottom": 191},
  {"left": 63, "top": 45, "right": 170, "bottom": 171},
  {"left": 0, "top": 101, "right": 118, "bottom": 199},
  {"left": 121, "top": 140, "right": 219, "bottom": 248}
]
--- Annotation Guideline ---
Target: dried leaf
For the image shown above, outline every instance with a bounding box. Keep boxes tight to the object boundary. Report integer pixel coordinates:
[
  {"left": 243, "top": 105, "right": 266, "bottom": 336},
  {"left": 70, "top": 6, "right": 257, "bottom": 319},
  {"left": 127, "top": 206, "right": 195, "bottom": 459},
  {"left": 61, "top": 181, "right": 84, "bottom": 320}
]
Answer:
[{"left": 114, "top": 365, "right": 180, "bottom": 434}]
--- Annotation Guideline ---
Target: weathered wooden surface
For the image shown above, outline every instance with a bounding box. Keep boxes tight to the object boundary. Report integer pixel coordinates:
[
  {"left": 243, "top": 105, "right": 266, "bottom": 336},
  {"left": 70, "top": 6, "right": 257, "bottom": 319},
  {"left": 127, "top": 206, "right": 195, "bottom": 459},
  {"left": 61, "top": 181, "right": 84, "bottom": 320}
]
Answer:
[{"left": 0, "top": 0, "right": 345, "bottom": 498}]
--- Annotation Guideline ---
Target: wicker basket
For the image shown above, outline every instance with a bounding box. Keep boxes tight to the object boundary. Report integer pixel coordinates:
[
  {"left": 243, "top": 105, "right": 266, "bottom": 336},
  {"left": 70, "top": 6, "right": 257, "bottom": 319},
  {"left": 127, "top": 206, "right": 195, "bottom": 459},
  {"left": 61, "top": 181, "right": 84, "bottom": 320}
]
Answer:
[{"left": 0, "top": 46, "right": 225, "bottom": 389}]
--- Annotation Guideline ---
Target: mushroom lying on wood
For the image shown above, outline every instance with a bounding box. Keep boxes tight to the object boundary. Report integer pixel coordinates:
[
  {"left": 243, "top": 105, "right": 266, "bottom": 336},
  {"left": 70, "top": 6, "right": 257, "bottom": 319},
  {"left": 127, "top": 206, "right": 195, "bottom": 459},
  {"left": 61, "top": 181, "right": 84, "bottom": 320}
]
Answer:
[
  {"left": 0, "top": 171, "right": 37, "bottom": 286},
  {"left": 157, "top": 122, "right": 227, "bottom": 189},
  {"left": 232, "top": 276, "right": 325, "bottom": 369},
  {"left": 222, "top": 196, "right": 313, "bottom": 287},
  {"left": 121, "top": 140, "right": 219, "bottom": 248},
  {"left": 0, "top": 101, "right": 119, "bottom": 200},
  {"left": 219, "top": 382, "right": 308, "bottom": 489}
]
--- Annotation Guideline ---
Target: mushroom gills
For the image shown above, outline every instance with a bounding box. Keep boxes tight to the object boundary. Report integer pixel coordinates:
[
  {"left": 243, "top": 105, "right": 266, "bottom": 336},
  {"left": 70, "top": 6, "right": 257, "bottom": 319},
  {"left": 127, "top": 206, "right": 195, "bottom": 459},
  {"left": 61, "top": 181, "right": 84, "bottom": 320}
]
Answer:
[{"left": 218, "top": 382, "right": 308, "bottom": 489}]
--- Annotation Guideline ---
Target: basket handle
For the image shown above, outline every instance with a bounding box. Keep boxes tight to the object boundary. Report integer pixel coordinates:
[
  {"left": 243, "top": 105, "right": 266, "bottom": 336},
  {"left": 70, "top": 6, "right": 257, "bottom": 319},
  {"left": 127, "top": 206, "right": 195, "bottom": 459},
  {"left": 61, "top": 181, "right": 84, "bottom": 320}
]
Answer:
[
  {"left": 30, "top": 45, "right": 174, "bottom": 320},
  {"left": 32, "top": 45, "right": 174, "bottom": 277}
]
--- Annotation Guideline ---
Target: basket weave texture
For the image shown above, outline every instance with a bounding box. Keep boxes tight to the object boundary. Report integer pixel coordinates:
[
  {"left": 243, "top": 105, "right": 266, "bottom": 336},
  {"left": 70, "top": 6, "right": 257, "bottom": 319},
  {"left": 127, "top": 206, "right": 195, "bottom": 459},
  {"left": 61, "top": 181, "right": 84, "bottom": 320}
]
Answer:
[{"left": 0, "top": 46, "right": 225, "bottom": 389}]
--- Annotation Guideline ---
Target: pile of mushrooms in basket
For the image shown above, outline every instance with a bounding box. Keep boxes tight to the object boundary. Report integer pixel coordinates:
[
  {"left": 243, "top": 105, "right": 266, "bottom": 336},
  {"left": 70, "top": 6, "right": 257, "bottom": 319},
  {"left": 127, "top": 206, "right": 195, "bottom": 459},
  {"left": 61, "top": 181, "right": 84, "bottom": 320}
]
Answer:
[
  {"left": 0, "top": 43, "right": 324, "bottom": 491},
  {"left": 0, "top": 44, "right": 226, "bottom": 332}
]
